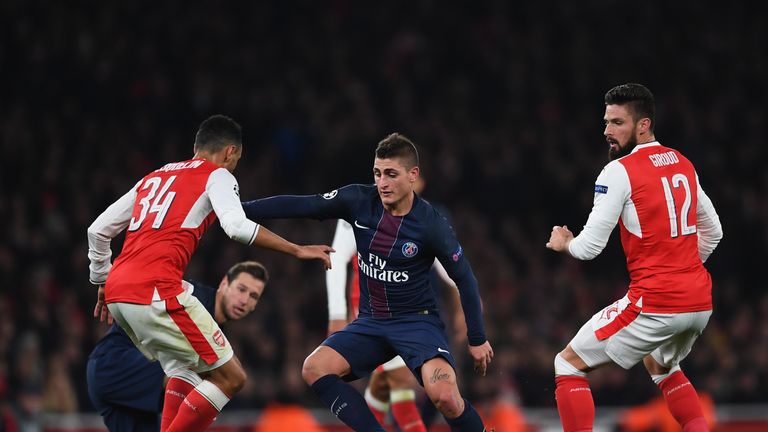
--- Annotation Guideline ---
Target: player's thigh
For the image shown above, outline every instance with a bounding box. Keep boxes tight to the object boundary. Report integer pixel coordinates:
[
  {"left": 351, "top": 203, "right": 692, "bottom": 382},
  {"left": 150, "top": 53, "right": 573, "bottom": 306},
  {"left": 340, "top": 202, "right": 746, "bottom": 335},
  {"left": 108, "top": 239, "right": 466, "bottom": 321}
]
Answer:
[
  {"left": 201, "top": 355, "right": 246, "bottom": 391},
  {"left": 322, "top": 321, "right": 396, "bottom": 381},
  {"left": 384, "top": 315, "right": 458, "bottom": 385},
  {"left": 420, "top": 356, "right": 460, "bottom": 402},
  {"left": 650, "top": 310, "right": 711, "bottom": 368},
  {"left": 570, "top": 295, "right": 664, "bottom": 369},
  {"left": 111, "top": 292, "right": 233, "bottom": 375},
  {"left": 87, "top": 351, "right": 165, "bottom": 413}
]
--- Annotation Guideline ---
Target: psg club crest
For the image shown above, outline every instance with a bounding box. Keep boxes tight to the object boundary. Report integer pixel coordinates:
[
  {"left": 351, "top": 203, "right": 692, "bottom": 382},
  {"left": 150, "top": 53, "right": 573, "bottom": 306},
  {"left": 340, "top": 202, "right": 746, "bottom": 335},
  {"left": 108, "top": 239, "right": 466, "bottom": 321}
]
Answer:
[
  {"left": 213, "top": 330, "right": 226, "bottom": 347},
  {"left": 402, "top": 241, "right": 418, "bottom": 258}
]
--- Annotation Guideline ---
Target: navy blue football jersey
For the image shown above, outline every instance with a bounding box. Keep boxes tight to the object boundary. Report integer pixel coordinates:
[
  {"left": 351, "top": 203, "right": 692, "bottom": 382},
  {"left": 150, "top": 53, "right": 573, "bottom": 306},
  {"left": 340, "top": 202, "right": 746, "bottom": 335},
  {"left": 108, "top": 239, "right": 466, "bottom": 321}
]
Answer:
[{"left": 242, "top": 184, "right": 486, "bottom": 345}]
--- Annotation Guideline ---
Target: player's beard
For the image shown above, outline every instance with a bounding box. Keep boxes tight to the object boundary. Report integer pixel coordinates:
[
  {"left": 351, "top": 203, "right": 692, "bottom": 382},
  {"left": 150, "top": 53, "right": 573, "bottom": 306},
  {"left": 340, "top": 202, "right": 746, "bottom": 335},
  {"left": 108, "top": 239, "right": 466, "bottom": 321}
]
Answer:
[{"left": 608, "top": 130, "right": 638, "bottom": 161}]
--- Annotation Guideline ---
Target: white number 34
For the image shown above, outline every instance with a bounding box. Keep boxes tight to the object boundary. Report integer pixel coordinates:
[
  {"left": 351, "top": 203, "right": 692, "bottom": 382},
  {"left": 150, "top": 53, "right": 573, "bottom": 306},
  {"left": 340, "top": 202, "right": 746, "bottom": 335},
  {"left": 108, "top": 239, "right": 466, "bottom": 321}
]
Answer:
[{"left": 128, "top": 176, "right": 177, "bottom": 231}]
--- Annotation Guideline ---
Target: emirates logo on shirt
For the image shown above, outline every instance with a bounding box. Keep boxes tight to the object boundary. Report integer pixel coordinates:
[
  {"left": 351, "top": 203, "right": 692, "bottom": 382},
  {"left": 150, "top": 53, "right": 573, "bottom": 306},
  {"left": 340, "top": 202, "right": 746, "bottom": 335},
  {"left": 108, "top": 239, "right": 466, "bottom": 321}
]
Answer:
[{"left": 213, "top": 330, "right": 226, "bottom": 347}]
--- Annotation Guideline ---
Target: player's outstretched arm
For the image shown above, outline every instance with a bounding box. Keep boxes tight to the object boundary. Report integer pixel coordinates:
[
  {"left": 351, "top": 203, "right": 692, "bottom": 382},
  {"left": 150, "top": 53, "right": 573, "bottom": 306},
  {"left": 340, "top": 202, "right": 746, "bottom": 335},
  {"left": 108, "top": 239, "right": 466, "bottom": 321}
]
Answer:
[{"left": 252, "top": 226, "right": 334, "bottom": 270}]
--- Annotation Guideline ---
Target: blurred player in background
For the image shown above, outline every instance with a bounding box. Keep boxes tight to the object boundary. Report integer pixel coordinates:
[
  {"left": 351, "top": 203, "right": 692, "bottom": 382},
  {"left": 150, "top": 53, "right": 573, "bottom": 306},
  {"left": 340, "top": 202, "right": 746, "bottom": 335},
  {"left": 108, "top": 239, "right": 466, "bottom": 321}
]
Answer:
[
  {"left": 244, "top": 133, "right": 492, "bottom": 432},
  {"left": 87, "top": 261, "right": 269, "bottom": 432},
  {"left": 87, "top": 115, "right": 332, "bottom": 432},
  {"left": 546, "top": 83, "right": 723, "bottom": 432}
]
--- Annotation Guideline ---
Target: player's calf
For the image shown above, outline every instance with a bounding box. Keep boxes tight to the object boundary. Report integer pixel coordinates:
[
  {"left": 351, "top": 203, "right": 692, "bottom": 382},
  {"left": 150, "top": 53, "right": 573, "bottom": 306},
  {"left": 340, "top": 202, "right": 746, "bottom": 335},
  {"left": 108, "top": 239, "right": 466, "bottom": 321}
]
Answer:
[
  {"left": 650, "top": 364, "right": 708, "bottom": 431},
  {"left": 554, "top": 351, "right": 594, "bottom": 432}
]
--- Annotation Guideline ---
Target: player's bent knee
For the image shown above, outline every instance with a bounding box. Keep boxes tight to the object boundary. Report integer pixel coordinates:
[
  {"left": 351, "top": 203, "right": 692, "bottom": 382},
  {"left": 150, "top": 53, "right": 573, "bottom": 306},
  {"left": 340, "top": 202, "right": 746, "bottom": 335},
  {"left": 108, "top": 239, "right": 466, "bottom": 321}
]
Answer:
[
  {"left": 302, "top": 354, "right": 327, "bottom": 385},
  {"left": 230, "top": 366, "right": 247, "bottom": 393},
  {"left": 209, "top": 358, "right": 247, "bottom": 395},
  {"left": 387, "top": 367, "right": 416, "bottom": 390},
  {"left": 429, "top": 386, "right": 464, "bottom": 418},
  {"left": 368, "top": 370, "right": 390, "bottom": 400},
  {"left": 554, "top": 353, "right": 587, "bottom": 377}
]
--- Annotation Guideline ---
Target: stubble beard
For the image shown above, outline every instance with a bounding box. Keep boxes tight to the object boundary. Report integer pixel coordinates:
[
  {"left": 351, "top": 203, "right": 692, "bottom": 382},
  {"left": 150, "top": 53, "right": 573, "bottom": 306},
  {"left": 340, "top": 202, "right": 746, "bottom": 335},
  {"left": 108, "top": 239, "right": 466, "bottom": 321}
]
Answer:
[{"left": 608, "top": 133, "right": 638, "bottom": 161}]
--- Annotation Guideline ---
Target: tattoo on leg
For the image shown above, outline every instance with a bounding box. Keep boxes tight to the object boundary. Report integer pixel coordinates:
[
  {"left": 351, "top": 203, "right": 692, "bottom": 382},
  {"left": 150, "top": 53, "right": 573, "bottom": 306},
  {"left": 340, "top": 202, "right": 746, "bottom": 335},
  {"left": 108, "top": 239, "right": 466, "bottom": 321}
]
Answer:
[{"left": 429, "top": 368, "right": 450, "bottom": 384}]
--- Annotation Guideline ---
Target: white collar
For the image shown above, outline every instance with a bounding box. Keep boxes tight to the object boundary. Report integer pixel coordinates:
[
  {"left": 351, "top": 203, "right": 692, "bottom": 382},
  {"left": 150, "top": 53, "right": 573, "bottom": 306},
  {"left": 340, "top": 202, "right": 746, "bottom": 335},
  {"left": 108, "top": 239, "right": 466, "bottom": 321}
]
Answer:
[{"left": 630, "top": 141, "right": 660, "bottom": 154}]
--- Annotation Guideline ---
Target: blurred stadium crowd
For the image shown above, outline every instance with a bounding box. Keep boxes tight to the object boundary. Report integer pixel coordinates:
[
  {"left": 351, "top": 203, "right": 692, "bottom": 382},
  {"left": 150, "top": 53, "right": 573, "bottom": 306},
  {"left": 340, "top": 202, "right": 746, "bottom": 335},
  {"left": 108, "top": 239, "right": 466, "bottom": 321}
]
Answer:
[{"left": 1, "top": 0, "right": 766, "bottom": 426}]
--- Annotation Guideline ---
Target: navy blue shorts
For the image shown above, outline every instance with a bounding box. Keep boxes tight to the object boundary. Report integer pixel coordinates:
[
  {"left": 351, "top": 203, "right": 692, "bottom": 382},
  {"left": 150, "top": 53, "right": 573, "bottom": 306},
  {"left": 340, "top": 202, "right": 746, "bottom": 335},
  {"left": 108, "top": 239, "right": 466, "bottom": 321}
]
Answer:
[
  {"left": 87, "top": 348, "right": 164, "bottom": 432},
  {"left": 323, "top": 313, "right": 457, "bottom": 385}
]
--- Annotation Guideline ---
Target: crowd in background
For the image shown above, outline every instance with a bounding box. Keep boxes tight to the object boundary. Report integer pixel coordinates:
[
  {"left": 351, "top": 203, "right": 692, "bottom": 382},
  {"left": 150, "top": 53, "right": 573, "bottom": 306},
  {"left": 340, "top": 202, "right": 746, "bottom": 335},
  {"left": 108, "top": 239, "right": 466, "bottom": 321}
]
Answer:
[{"left": 1, "top": 0, "right": 766, "bottom": 425}]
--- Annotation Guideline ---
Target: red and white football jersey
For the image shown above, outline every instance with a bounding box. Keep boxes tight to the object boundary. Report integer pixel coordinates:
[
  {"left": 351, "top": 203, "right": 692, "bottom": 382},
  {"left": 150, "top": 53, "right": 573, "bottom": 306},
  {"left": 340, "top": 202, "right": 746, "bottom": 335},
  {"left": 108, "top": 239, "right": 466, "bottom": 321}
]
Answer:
[
  {"left": 88, "top": 158, "right": 259, "bottom": 304},
  {"left": 569, "top": 142, "right": 722, "bottom": 313}
]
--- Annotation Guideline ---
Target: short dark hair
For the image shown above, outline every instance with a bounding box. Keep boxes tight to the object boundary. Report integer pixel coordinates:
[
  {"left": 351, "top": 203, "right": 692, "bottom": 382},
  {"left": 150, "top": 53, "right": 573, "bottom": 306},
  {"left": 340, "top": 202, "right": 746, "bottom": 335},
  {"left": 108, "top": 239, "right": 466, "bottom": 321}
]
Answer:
[
  {"left": 194, "top": 115, "right": 242, "bottom": 152},
  {"left": 604, "top": 83, "right": 655, "bottom": 131},
  {"left": 226, "top": 261, "right": 269, "bottom": 285},
  {"left": 375, "top": 133, "right": 419, "bottom": 168}
]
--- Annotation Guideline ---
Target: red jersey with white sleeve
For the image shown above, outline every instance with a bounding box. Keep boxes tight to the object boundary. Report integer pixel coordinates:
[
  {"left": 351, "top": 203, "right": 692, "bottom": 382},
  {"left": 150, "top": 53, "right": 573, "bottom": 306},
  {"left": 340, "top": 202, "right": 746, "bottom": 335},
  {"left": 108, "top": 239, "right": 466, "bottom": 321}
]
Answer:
[
  {"left": 88, "top": 158, "right": 260, "bottom": 304},
  {"left": 568, "top": 142, "right": 722, "bottom": 313}
]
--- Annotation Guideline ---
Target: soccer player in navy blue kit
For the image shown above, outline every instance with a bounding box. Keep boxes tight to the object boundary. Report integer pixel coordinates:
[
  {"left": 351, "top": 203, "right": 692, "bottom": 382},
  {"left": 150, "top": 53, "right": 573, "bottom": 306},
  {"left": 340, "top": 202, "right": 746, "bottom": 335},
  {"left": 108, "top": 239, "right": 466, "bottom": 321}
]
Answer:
[
  {"left": 243, "top": 133, "right": 493, "bottom": 431},
  {"left": 86, "top": 261, "right": 269, "bottom": 432}
]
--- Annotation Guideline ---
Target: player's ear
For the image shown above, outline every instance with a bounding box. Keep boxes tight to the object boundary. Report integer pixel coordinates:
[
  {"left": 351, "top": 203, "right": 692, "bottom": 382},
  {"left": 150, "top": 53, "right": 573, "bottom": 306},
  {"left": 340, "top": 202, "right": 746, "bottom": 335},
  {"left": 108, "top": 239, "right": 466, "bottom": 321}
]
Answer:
[
  {"left": 638, "top": 118, "right": 651, "bottom": 134},
  {"left": 225, "top": 144, "right": 236, "bottom": 159},
  {"left": 409, "top": 165, "right": 420, "bottom": 183},
  {"left": 219, "top": 275, "right": 228, "bottom": 290}
]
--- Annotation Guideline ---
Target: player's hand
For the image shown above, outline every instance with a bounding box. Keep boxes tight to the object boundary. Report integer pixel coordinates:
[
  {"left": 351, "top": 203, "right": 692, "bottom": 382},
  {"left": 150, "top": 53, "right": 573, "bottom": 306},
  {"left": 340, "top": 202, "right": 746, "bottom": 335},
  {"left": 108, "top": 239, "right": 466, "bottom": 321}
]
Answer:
[
  {"left": 327, "top": 319, "right": 348, "bottom": 336},
  {"left": 468, "top": 341, "right": 493, "bottom": 376},
  {"left": 93, "top": 285, "right": 113, "bottom": 324},
  {"left": 296, "top": 245, "right": 335, "bottom": 269},
  {"left": 546, "top": 225, "right": 574, "bottom": 252}
]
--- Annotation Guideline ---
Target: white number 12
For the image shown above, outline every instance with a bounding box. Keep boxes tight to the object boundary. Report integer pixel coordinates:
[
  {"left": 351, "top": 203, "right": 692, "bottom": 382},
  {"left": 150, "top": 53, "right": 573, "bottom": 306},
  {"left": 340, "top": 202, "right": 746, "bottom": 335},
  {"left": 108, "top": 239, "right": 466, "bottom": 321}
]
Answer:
[{"left": 661, "top": 174, "right": 696, "bottom": 238}]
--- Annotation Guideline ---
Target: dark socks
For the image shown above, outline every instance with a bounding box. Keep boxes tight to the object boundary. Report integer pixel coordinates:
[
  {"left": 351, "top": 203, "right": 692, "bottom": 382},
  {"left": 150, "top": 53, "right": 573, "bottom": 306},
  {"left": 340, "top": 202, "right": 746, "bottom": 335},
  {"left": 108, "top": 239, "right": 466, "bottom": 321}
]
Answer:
[
  {"left": 445, "top": 399, "right": 486, "bottom": 432},
  {"left": 310, "top": 374, "right": 385, "bottom": 432}
]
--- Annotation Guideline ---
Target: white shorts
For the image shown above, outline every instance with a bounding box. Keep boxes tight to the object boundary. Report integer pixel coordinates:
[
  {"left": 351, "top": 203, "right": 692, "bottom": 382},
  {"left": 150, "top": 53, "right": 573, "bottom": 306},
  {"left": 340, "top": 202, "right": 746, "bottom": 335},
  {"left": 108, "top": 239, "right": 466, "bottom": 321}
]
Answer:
[
  {"left": 378, "top": 355, "right": 408, "bottom": 372},
  {"left": 107, "top": 286, "right": 233, "bottom": 376},
  {"left": 570, "top": 295, "right": 711, "bottom": 370}
]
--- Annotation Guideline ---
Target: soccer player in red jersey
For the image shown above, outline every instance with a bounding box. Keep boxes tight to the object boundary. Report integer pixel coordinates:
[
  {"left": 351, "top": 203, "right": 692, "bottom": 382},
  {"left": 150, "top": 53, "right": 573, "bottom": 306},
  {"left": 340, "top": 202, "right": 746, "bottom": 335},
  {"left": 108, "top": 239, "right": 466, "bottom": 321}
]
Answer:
[
  {"left": 87, "top": 115, "right": 333, "bottom": 432},
  {"left": 547, "top": 84, "right": 723, "bottom": 432}
]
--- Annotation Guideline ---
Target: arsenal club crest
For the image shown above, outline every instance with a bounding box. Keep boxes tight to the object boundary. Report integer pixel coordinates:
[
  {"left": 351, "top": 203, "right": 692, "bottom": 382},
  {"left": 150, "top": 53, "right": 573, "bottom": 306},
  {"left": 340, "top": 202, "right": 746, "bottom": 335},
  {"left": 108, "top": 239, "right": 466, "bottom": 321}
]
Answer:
[{"left": 213, "top": 330, "right": 226, "bottom": 347}]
